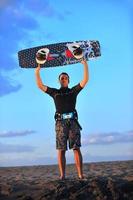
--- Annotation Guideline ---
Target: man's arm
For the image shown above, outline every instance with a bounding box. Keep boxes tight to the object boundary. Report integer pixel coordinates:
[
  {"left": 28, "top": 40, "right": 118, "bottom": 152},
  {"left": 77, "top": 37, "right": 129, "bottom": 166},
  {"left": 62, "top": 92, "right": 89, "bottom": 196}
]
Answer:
[
  {"left": 35, "top": 64, "right": 47, "bottom": 92},
  {"left": 80, "top": 60, "right": 89, "bottom": 88}
]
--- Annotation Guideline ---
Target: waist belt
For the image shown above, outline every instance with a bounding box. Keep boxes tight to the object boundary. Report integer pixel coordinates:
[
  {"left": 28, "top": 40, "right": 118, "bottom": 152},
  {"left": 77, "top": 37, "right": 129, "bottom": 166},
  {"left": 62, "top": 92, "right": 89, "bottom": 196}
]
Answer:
[
  {"left": 55, "top": 111, "right": 78, "bottom": 120},
  {"left": 54, "top": 110, "right": 82, "bottom": 130}
]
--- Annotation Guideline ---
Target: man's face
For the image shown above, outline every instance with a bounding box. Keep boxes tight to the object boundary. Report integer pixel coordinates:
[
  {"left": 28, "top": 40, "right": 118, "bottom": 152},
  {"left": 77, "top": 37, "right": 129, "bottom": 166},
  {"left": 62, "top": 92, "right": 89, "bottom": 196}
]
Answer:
[{"left": 59, "top": 74, "right": 69, "bottom": 87}]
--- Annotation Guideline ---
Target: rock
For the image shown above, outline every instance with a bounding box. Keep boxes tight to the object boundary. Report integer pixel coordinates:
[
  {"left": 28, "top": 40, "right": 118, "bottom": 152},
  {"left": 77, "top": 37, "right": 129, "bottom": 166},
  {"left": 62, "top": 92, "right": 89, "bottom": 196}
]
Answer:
[
  {"left": 0, "top": 184, "right": 12, "bottom": 196},
  {"left": 0, "top": 160, "right": 133, "bottom": 200}
]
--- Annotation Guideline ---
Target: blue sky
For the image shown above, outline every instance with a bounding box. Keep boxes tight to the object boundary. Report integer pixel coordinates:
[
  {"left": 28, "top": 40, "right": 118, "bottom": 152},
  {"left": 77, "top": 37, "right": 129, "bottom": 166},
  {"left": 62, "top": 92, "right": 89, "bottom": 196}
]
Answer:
[{"left": 0, "top": 0, "right": 133, "bottom": 166}]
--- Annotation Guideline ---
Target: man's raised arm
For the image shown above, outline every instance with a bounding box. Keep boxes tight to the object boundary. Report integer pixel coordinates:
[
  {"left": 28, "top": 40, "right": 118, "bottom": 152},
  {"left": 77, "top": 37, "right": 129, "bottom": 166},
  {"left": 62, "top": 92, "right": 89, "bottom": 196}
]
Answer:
[
  {"left": 80, "top": 60, "right": 89, "bottom": 88},
  {"left": 35, "top": 64, "right": 47, "bottom": 92}
]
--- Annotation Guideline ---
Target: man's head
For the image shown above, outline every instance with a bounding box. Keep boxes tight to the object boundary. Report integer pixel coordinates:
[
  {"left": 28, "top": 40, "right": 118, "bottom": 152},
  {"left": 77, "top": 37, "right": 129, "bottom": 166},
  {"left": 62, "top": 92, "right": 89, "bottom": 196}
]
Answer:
[{"left": 58, "top": 72, "right": 69, "bottom": 88}]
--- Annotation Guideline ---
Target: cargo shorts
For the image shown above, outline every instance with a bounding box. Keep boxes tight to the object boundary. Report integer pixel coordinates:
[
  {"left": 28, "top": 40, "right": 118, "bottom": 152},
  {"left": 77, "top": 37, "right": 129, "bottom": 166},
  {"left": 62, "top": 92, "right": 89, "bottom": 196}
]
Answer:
[{"left": 55, "top": 119, "right": 81, "bottom": 150}]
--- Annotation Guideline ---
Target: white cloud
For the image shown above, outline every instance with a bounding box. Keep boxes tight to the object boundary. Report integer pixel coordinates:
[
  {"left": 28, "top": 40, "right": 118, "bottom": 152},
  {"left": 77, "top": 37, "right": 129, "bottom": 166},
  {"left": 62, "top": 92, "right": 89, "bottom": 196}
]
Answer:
[
  {"left": 0, "top": 130, "right": 36, "bottom": 137},
  {"left": 0, "top": 0, "right": 68, "bottom": 97},
  {"left": 82, "top": 130, "right": 133, "bottom": 145}
]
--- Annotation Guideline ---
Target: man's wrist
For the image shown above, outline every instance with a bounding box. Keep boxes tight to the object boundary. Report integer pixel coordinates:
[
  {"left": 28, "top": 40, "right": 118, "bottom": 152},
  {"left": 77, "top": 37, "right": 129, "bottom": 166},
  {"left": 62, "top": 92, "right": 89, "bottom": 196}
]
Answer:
[
  {"left": 35, "top": 68, "right": 40, "bottom": 73},
  {"left": 81, "top": 60, "right": 87, "bottom": 65}
]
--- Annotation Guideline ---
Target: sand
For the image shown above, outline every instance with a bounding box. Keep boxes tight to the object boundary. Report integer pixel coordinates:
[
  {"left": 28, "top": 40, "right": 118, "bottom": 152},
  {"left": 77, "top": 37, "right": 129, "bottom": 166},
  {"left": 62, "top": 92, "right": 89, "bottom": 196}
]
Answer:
[{"left": 0, "top": 160, "right": 133, "bottom": 200}]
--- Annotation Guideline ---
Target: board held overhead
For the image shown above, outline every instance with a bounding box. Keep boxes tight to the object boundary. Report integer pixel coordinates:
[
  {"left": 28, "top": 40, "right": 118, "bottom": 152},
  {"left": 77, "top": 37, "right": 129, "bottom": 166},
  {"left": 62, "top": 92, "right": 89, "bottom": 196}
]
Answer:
[{"left": 18, "top": 40, "right": 101, "bottom": 68}]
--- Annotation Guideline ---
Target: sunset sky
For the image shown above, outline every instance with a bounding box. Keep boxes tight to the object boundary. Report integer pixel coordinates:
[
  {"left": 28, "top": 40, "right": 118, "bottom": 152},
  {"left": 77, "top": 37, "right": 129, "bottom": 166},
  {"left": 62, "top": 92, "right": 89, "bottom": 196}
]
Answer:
[{"left": 0, "top": 0, "right": 133, "bottom": 166}]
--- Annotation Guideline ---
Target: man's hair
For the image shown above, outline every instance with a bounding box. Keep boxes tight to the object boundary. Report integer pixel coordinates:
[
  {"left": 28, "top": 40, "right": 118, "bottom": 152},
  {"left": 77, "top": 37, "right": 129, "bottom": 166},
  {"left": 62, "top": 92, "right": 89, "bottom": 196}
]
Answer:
[{"left": 58, "top": 72, "right": 70, "bottom": 82}]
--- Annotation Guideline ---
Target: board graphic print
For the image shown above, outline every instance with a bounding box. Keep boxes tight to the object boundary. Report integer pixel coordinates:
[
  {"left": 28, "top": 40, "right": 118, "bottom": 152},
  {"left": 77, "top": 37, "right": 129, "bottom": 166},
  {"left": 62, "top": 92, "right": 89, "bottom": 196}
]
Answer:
[{"left": 18, "top": 40, "right": 101, "bottom": 68}]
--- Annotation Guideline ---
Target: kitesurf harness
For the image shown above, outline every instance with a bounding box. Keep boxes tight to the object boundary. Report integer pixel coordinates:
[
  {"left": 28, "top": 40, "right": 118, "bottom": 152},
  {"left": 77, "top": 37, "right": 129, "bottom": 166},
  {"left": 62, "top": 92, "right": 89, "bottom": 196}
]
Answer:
[{"left": 54, "top": 110, "right": 82, "bottom": 130}]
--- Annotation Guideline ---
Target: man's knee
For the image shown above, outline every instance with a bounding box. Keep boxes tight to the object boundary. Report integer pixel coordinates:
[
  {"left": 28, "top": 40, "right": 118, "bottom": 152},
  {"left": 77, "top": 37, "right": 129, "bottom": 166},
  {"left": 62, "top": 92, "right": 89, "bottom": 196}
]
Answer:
[
  {"left": 58, "top": 149, "right": 66, "bottom": 155},
  {"left": 73, "top": 148, "right": 81, "bottom": 153}
]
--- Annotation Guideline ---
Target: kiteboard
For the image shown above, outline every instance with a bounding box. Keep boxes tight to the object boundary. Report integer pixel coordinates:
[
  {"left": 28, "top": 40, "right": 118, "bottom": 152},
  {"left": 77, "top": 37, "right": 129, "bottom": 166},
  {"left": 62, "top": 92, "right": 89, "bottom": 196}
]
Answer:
[{"left": 18, "top": 40, "right": 101, "bottom": 68}]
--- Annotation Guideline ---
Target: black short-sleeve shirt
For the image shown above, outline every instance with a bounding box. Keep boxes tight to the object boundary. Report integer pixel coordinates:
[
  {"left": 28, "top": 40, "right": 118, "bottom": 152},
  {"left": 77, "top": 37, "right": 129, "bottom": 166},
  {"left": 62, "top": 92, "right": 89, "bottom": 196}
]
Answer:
[{"left": 45, "top": 83, "right": 83, "bottom": 114}]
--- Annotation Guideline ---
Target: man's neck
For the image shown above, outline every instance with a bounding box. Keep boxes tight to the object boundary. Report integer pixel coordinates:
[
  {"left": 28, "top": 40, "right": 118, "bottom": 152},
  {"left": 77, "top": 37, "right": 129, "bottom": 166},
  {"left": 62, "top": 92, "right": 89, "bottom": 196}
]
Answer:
[{"left": 60, "top": 86, "right": 68, "bottom": 90}]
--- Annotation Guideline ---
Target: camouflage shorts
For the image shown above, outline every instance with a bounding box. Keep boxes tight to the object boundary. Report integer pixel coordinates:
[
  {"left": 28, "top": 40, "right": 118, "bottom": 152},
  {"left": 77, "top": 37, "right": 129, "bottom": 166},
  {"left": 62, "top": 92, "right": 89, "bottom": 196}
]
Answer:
[{"left": 55, "top": 119, "right": 81, "bottom": 150}]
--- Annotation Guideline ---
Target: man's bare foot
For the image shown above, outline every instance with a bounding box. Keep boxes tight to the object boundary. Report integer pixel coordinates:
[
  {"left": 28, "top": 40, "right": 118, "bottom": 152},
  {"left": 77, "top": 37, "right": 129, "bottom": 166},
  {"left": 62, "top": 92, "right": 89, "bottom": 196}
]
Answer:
[
  {"left": 78, "top": 175, "right": 87, "bottom": 180},
  {"left": 78, "top": 174, "right": 84, "bottom": 179},
  {"left": 59, "top": 176, "right": 66, "bottom": 180}
]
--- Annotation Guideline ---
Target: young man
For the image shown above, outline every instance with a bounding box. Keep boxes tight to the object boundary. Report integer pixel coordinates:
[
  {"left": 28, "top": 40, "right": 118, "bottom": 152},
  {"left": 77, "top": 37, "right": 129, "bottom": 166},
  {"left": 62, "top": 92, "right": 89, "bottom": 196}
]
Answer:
[{"left": 35, "top": 60, "right": 89, "bottom": 180}]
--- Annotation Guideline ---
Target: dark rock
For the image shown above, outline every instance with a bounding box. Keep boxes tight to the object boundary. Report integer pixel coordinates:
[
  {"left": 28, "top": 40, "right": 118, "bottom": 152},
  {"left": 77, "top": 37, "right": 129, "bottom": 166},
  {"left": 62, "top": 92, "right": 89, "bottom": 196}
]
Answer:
[{"left": 0, "top": 160, "right": 132, "bottom": 200}]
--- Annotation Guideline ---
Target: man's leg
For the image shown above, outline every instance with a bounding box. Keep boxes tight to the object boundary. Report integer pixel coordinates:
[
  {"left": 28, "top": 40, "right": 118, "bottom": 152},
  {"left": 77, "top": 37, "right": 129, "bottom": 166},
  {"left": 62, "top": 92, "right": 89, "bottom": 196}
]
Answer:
[
  {"left": 58, "top": 149, "right": 66, "bottom": 179},
  {"left": 73, "top": 148, "right": 84, "bottom": 178}
]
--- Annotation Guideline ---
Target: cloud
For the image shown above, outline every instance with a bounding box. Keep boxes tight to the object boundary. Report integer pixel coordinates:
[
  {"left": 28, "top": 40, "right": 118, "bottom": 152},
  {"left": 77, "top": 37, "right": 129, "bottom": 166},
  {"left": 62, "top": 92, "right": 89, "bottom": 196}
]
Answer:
[
  {"left": 0, "top": 1, "right": 39, "bottom": 96},
  {"left": 82, "top": 130, "right": 133, "bottom": 145},
  {"left": 0, "top": 130, "right": 36, "bottom": 137},
  {"left": 0, "top": 72, "right": 22, "bottom": 96},
  {"left": 0, "top": 5, "right": 39, "bottom": 71},
  {"left": 0, "top": 142, "right": 36, "bottom": 153},
  {"left": 0, "top": 0, "right": 67, "bottom": 96}
]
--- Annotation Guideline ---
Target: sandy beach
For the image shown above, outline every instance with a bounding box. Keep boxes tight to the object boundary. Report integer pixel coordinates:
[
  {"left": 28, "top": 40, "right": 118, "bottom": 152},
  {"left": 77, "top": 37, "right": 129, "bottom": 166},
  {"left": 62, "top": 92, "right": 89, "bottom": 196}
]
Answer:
[{"left": 0, "top": 160, "right": 133, "bottom": 200}]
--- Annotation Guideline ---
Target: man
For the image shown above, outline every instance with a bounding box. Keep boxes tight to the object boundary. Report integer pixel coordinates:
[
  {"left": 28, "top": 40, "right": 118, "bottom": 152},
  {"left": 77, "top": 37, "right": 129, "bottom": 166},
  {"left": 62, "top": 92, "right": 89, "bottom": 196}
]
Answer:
[{"left": 35, "top": 60, "right": 89, "bottom": 180}]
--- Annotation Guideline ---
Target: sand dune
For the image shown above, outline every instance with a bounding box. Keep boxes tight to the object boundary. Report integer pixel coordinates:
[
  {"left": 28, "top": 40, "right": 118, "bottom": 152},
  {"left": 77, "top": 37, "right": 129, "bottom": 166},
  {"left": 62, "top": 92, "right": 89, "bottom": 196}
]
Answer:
[{"left": 0, "top": 160, "right": 133, "bottom": 200}]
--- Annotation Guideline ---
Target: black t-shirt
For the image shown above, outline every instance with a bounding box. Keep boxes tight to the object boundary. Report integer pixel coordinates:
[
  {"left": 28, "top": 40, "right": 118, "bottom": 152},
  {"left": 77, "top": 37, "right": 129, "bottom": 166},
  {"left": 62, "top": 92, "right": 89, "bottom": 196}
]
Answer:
[{"left": 45, "top": 83, "right": 83, "bottom": 114}]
